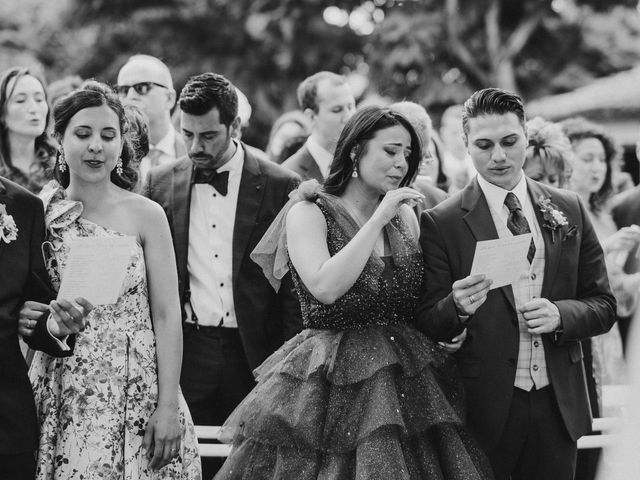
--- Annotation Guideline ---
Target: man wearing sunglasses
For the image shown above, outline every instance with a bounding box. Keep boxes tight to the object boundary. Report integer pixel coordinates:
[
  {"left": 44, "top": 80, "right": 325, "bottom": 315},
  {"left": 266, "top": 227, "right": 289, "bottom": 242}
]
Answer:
[{"left": 117, "top": 55, "right": 186, "bottom": 183}]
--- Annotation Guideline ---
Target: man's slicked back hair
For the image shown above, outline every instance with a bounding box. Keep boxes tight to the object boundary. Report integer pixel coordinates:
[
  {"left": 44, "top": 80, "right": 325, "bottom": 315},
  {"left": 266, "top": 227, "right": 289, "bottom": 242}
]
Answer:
[{"left": 462, "top": 88, "right": 526, "bottom": 137}]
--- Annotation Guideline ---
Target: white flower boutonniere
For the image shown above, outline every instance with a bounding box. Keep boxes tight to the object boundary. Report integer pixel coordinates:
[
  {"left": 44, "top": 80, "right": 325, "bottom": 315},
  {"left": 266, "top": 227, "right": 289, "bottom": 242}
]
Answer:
[
  {"left": 0, "top": 203, "right": 18, "bottom": 244},
  {"left": 538, "top": 196, "right": 577, "bottom": 243}
]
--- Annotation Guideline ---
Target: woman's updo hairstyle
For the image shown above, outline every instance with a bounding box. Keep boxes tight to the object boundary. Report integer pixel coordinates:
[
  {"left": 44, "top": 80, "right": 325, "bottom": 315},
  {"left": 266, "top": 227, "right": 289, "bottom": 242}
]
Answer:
[{"left": 52, "top": 80, "right": 137, "bottom": 190}]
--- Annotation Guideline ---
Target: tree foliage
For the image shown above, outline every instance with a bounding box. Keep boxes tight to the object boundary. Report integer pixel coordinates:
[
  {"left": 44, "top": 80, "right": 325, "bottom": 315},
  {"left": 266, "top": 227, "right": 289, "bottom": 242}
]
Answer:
[{"left": 2, "top": 0, "right": 640, "bottom": 144}]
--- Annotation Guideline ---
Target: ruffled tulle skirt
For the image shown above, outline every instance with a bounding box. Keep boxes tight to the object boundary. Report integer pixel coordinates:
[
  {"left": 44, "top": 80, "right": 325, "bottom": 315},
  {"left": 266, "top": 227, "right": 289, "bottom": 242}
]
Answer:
[{"left": 214, "top": 324, "right": 493, "bottom": 480}]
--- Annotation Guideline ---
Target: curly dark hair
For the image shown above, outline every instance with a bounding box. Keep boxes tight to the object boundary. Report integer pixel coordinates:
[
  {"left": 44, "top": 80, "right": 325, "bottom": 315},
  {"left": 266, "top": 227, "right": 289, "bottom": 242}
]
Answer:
[
  {"left": 323, "top": 106, "right": 422, "bottom": 196},
  {"left": 0, "top": 67, "right": 57, "bottom": 180},
  {"left": 179, "top": 72, "right": 237, "bottom": 128},
  {"left": 560, "top": 116, "right": 617, "bottom": 213},
  {"left": 52, "top": 80, "right": 137, "bottom": 190}
]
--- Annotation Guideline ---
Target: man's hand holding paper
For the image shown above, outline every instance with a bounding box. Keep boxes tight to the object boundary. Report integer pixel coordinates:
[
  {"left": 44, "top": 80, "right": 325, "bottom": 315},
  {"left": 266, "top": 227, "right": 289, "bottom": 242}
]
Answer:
[{"left": 470, "top": 234, "right": 533, "bottom": 289}]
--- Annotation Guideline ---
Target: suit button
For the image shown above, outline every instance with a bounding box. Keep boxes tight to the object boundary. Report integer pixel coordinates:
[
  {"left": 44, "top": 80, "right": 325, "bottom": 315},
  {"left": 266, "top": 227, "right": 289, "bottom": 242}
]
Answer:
[
  {"left": 534, "top": 341, "right": 540, "bottom": 347},
  {"left": 507, "top": 358, "right": 516, "bottom": 367},
  {"left": 533, "top": 365, "right": 539, "bottom": 371},
  {"left": 530, "top": 273, "right": 536, "bottom": 280}
]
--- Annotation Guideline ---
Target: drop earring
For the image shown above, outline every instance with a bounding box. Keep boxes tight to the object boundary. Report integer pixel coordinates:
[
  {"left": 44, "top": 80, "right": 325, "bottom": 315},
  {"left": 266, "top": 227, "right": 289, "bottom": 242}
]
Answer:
[
  {"left": 350, "top": 147, "right": 359, "bottom": 178},
  {"left": 116, "top": 158, "right": 123, "bottom": 176},
  {"left": 58, "top": 150, "right": 67, "bottom": 172}
]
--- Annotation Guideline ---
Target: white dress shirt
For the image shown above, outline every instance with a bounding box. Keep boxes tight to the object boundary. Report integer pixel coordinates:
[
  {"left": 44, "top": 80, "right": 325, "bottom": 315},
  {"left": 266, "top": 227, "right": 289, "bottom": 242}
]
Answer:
[
  {"left": 478, "top": 173, "right": 550, "bottom": 390},
  {"left": 305, "top": 135, "right": 333, "bottom": 179},
  {"left": 185, "top": 140, "right": 243, "bottom": 328},
  {"left": 139, "top": 125, "right": 178, "bottom": 181}
]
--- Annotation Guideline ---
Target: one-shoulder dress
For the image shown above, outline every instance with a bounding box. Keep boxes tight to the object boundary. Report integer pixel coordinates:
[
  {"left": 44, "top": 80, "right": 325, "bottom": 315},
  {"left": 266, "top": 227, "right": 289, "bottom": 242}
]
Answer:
[
  {"left": 214, "top": 191, "right": 493, "bottom": 480},
  {"left": 28, "top": 183, "right": 202, "bottom": 479}
]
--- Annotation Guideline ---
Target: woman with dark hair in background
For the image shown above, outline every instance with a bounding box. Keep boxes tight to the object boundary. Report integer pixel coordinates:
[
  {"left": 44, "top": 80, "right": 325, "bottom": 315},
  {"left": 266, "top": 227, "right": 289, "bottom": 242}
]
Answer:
[
  {"left": 562, "top": 116, "right": 639, "bottom": 480},
  {"left": 215, "top": 106, "right": 493, "bottom": 479},
  {"left": 0, "top": 67, "right": 57, "bottom": 193},
  {"left": 25, "top": 81, "right": 201, "bottom": 479}
]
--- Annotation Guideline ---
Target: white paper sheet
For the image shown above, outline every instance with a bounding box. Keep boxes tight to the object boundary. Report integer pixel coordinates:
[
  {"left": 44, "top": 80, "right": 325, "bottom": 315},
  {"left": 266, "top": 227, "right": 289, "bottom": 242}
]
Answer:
[
  {"left": 57, "top": 235, "right": 136, "bottom": 305},
  {"left": 470, "top": 234, "right": 532, "bottom": 289}
]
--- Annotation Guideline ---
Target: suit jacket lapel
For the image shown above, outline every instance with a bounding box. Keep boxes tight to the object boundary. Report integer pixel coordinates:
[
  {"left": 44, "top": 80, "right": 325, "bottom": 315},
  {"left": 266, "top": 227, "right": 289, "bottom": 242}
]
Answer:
[
  {"left": 233, "top": 147, "right": 266, "bottom": 287},
  {"left": 526, "top": 179, "right": 561, "bottom": 299},
  {"left": 462, "top": 178, "right": 517, "bottom": 315},
  {"left": 171, "top": 159, "right": 193, "bottom": 290}
]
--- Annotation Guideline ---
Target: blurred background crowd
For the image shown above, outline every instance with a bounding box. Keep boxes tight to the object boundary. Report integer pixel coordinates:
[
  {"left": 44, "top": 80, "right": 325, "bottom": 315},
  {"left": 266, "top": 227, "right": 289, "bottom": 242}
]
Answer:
[{"left": 4, "top": 0, "right": 640, "bottom": 478}]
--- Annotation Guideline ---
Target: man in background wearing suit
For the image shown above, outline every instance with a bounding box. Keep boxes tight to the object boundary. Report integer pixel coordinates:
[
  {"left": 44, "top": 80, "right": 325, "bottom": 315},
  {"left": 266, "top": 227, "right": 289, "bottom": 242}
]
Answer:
[
  {"left": 281, "top": 71, "right": 355, "bottom": 182},
  {"left": 416, "top": 88, "right": 616, "bottom": 480},
  {"left": 117, "top": 54, "right": 187, "bottom": 182},
  {"left": 1, "top": 177, "right": 90, "bottom": 480},
  {"left": 143, "top": 72, "right": 302, "bottom": 478}
]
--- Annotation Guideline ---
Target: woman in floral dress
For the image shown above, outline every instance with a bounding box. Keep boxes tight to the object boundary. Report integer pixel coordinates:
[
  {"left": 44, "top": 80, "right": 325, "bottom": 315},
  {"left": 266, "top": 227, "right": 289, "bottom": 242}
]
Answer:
[{"left": 27, "top": 81, "right": 201, "bottom": 479}]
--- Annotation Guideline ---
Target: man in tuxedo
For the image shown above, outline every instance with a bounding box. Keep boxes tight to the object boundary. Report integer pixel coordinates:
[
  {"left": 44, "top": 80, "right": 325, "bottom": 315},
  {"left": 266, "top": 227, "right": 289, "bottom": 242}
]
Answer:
[
  {"left": 1, "top": 177, "right": 90, "bottom": 480},
  {"left": 281, "top": 71, "right": 355, "bottom": 182},
  {"left": 142, "top": 72, "right": 302, "bottom": 478},
  {"left": 117, "top": 54, "right": 186, "bottom": 182},
  {"left": 416, "top": 88, "right": 616, "bottom": 480}
]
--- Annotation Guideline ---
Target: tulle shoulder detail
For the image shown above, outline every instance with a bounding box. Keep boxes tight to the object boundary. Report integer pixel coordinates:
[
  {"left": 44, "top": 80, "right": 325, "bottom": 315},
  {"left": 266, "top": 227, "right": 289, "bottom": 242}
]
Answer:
[
  {"left": 251, "top": 179, "right": 325, "bottom": 291},
  {"left": 39, "top": 181, "right": 84, "bottom": 241}
]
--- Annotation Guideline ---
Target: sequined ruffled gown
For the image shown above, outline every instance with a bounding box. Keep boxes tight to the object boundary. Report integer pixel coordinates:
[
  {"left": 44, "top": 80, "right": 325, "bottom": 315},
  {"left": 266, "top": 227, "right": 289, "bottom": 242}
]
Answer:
[
  {"left": 214, "top": 188, "right": 493, "bottom": 480},
  {"left": 28, "top": 182, "right": 202, "bottom": 480}
]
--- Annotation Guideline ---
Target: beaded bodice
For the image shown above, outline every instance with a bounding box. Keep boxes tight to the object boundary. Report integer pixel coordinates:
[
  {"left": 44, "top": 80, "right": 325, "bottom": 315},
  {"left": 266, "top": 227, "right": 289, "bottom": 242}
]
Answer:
[{"left": 290, "top": 198, "right": 424, "bottom": 330}]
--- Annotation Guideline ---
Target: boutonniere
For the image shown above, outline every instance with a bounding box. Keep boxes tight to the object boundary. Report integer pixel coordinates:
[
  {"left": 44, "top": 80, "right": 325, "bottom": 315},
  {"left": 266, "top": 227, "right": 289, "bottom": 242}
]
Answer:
[
  {"left": 538, "top": 196, "right": 576, "bottom": 243},
  {"left": 0, "top": 203, "right": 18, "bottom": 244}
]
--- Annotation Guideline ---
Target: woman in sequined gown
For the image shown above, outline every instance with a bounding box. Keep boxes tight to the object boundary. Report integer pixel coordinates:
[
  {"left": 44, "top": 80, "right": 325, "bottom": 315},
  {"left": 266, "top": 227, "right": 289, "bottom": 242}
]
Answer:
[
  {"left": 26, "top": 82, "right": 201, "bottom": 479},
  {"left": 214, "top": 106, "right": 493, "bottom": 480}
]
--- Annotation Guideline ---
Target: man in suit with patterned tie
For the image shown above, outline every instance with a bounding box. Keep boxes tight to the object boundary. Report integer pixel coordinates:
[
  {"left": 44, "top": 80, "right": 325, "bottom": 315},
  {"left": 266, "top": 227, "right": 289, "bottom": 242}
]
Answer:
[
  {"left": 281, "top": 71, "right": 355, "bottom": 182},
  {"left": 142, "top": 72, "right": 302, "bottom": 478},
  {"left": 117, "top": 55, "right": 187, "bottom": 182},
  {"left": 416, "top": 88, "right": 616, "bottom": 480}
]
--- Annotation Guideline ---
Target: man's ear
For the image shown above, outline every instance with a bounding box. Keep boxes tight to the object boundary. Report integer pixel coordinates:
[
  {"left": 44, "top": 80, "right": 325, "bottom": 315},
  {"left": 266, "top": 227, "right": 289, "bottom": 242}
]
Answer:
[
  {"left": 166, "top": 89, "right": 177, "bottom": 110},
  {"left": 230, "top": 115, "right": 242, "bottom": 140},
  {"left": 304, "top": 108, "right": 316, "bottom": 128}
]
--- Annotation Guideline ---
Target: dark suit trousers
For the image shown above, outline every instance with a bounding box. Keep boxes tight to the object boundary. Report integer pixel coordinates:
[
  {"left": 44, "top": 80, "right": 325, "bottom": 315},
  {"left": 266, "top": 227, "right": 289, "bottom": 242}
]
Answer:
[
  {"left": 180, "top": 323, "right": 256, "bottom": 479},
  {"left": 488, "top": 386, "right": 577, "bottom": 480},
  {"left": 0, "top": 452, "right": 36, "bottom": 480}
]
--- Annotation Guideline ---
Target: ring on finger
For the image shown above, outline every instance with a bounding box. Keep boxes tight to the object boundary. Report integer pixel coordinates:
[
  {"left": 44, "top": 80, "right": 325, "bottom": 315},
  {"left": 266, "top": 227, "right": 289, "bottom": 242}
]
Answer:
[{"left": 469, "top": 294, "right": 475, "bottom": 304}]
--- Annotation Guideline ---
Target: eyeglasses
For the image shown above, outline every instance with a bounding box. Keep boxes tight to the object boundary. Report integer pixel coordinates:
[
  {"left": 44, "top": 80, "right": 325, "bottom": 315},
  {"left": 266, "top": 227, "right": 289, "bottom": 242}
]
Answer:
[{"left": 115, "top": 82, "right": 167, "bottom": 97}]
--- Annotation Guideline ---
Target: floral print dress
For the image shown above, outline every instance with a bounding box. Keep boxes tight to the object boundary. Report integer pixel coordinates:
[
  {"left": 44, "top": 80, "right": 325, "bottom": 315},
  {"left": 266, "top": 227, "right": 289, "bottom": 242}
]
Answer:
[{"left": 29, "top": 182, "right": 201, "bottom": 480}]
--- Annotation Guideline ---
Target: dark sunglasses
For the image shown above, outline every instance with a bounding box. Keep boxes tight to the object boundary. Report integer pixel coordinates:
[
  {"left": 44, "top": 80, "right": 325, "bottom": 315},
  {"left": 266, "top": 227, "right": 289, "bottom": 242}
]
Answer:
[{"left": 116, "top": 82, "right": 167, "bottom": 96}]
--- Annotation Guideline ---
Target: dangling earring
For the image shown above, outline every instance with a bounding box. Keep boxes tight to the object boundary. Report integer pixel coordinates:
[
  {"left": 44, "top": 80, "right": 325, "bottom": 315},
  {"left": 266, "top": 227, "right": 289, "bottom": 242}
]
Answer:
[
  {"left": 116, "top": 158, "right": 123, "bottom": 176},
  {"left": 350, "top": 147, "right": 359, "bottom": 178},
  {"left": 58, "top": 150, "right": 67, "bottom": 172}
]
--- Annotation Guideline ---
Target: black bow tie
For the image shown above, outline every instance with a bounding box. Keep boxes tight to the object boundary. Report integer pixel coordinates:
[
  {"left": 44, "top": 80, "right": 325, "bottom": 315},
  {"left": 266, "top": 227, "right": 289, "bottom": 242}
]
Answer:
[{"left": 193, "top": 169, "right": 229, "bottom": 196}]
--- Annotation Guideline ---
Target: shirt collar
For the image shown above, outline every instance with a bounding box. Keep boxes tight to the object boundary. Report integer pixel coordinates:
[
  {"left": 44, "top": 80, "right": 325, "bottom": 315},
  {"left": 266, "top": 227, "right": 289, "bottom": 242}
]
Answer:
[
  {"left": 477, "top": 171, "right": 528, "bottom": 213},
  {"left": 150, "top": 125, "right": 176, "bottom": 157},
  {"left": 305, "top": 135, "right": 333, "bottom": 177},
  {"left": 216, "top": 139, "right": 244, "bottom": 175}
]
